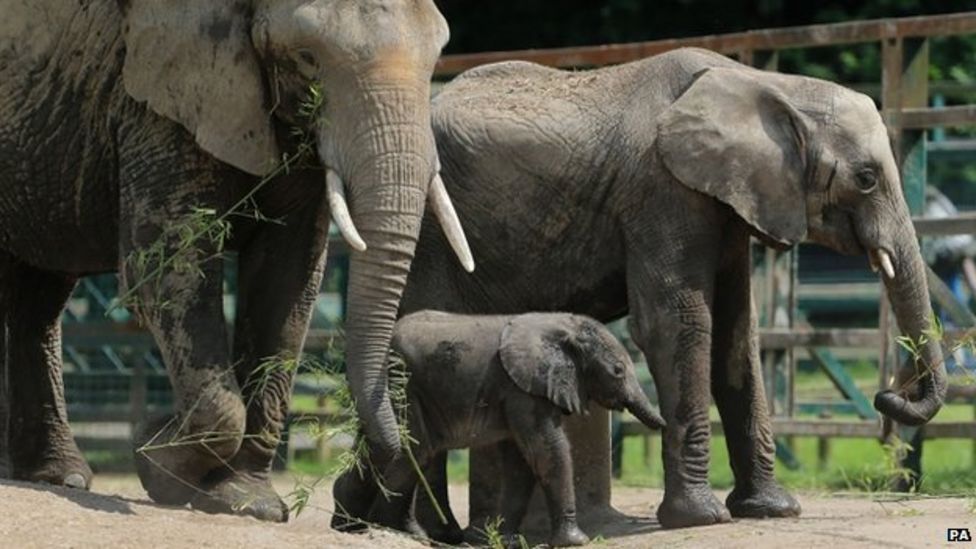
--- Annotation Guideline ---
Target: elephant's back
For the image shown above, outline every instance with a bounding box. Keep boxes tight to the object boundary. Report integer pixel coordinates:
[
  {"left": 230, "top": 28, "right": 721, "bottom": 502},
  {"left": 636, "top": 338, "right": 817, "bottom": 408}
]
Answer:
[
  {"left": 0, "top": 0, "right": 128, "bottom": 272},
  {"left": 393, "top": 312, "right": 510, "bottom": 370}
]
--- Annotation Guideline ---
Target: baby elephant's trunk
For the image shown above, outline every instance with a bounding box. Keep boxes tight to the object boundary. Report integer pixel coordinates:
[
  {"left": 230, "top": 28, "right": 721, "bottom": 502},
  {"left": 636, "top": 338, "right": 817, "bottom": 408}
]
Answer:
[{"left": 626, "top": 392, "right": 666, "bottom": 431}]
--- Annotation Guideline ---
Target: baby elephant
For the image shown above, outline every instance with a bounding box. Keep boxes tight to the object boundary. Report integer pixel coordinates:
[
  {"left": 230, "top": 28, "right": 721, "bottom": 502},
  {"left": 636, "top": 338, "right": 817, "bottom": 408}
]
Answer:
[{"left": 332, "top": 311, "right": 665, "bottom": 546}]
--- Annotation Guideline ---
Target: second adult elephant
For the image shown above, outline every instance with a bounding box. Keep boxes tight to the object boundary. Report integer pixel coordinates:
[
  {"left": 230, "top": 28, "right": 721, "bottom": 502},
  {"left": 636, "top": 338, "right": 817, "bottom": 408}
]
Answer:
[
  {"left": 0, "top": 0, "right": 471, "bottom": 521},
  {"left": 402, "top": 47, "right": 945, "bottom": 528}
]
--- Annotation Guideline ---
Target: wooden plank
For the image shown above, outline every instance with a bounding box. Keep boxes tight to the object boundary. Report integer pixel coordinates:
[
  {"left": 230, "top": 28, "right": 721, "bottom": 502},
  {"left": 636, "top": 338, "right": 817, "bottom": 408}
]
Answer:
[
  {"left": 891, "top": 105, "right": 976, "bottom": 128},
  {"left": 68, "top": 406, "right": 171, "bottom": 423},
  {"left": 760, "top": 328, "right": 881, "bottom": 349},
  {"left": 74, "top": 437, "right": 132, "bottom": 453},
  {"left": 304, "top": 329, "right": 342, "bottom": 351},
  {"left": 62, "top": 324, "right": 342, "bottom": 352},
  {"left": 807, "top": 348, "right": 878, "bottom": 420},
  {"left": 436, "top": 12, "right": 976, "bottom": 75},
  {"left": 926, "top": 265, "right": 976, "bottom": 327},
  {"left": 796, "top": 402, "right": 861, "bottom": 416},
  {"left": 913, "top": 213, "right": 976, "bottom": 236},
  {"left": 618, "top": 419, "right": 976, "bottom": 439},
  {"left": 62, "top": 323, "right": 155, "bottom": 347}
]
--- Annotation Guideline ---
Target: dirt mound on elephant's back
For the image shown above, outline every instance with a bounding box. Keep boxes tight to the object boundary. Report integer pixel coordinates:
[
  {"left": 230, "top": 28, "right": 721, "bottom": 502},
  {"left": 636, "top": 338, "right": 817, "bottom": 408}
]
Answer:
[{"left": 0, "top": 476, "right": 423, "bottom": 549}]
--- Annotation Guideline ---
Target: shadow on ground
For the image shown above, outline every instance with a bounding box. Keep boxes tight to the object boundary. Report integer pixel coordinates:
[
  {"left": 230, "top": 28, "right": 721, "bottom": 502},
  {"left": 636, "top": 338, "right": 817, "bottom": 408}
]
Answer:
[{"left": 0, "top": 478, "right": 134, "bottom": 515}]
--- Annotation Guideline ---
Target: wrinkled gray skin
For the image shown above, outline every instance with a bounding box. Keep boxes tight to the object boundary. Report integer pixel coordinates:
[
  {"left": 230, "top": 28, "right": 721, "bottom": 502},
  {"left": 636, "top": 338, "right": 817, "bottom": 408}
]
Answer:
[
  {"left": 0, "top": 0, "right": 459, "bottom": 522},
  {"left": 332, "top": 311, "right": 665, "bottom": 547},
  {"left": 402, "top": 48, "right": 945, "bottom": 529}
]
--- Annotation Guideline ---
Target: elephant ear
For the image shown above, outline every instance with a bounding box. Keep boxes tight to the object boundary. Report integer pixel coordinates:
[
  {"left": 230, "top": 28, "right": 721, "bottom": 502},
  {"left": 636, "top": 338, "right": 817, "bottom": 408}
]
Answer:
[
  {"left": 499, "top": 314, "right": 586, "bottom": 415},
  {"left": 119, "top": 0, "right": 280, "bottom": 176},
  {"left": 656, "top": 67, "right": 811, "bottom": 246}
]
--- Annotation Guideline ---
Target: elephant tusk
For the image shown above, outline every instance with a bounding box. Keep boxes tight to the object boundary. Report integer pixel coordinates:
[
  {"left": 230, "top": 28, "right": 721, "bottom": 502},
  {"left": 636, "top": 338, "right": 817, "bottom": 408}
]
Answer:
[
  {"left": 326, "top": 169, "right": 367, "bottom": 253},
  {"left": 429, "top": 172, "right": 475, "bottom": 273},
  {"left": 877, "top": 248, "right": 896, "bottom": 280}
]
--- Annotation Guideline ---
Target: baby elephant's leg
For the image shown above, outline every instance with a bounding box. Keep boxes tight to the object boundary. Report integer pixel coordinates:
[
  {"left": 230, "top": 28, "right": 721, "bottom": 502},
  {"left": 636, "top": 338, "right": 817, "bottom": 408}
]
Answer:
[
  {"left": 507, "top": 398, "right": 589, "bottom": 547},
  {"left": 331, "top": 458, "right": 377, "bottom": 533},
  {"left": 497, "top": 440, "right": 535, "bottom": 538},
  {"left": 414, "top": 452, "right": 464, "bottom": 544}
]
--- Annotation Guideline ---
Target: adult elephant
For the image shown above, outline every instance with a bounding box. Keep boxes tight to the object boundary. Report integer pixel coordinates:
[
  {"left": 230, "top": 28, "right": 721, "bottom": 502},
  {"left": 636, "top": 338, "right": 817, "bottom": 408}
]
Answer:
[
  {"left": 402, "top": 47, "right": 945, "bottom": 528},
  {"left": 0, "top": 0, "right": 472, "bottom": 522}
]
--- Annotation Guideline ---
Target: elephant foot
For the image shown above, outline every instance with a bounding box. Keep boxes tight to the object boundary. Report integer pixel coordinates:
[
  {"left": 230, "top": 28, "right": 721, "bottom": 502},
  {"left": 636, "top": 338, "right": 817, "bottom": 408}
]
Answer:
[
  {"left": 134, "top": 415, "right": 242, "bottom": 506},
  {"left": 550, "top": 521, "right": 590, "bottom": 547},
  {"left": 726, "top": 481, "right": 801, "bottom": 519},
  {"left": 331, "top": 512, "right": 369, "bottom": 534},
  {"left": 16, "top": 450, "right": 93, "bottom": 490},
  {"left": 191, "top": 469, "right": 288, "bottom": 522},
  {"left": 425, "top": 519, "right": 464, "bottom": 545},
  {"left": 657, "top": 485, "right": 731, "bottom": 529},
  {"left": 331, "top": 468, "right": 374, "bottom": 533}
]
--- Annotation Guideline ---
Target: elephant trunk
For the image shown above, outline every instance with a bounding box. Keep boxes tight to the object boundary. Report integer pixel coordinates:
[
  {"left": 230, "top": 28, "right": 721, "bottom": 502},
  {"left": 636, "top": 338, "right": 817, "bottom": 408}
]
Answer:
[
  {"left": 625, "top": 386, "right": 666, "bottom": 431},
  {"left": 323, "top": 82, "right": 472, "bottom": 464},
  {"left": 872, "top": 214, "right": 947, "bottom": 425}
]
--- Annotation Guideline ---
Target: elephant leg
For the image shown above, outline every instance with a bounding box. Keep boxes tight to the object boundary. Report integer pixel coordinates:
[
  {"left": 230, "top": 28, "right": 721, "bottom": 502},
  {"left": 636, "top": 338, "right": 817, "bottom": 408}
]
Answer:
[
  {"left": 506, "top": 399, "right": 589, "bottom": 547},
  {"left": 367, "top": 459, "right": 425, "bottom": 537},
  {"left": 192, "top": 179, "right": 330, "bottom": 522},
  {"left": 711, "top": 232, "right": 799, "bottom": 519},
  {"left": 496, "top": 440, "right": 535, "bottom": 538},
  {"left": 414, "top": 451, "right": 464, "bottom": 544},
  {"left": 367, "top": 434, "right": 431, "bottom": 538},
  {"left": 626, "top": 237, "right": 730, "bottom": 529},
  {"left": 466, "top": 442, "right": 505, "bottom": 537},
  {"left": 120, "top": 152, "right": 245, "bottom": 506},
  {"left": 0, "top": 256, "right": 90, "bottom": 488},
  {"left": 332, "top": 444, "right": 379, "bottom": 533}
]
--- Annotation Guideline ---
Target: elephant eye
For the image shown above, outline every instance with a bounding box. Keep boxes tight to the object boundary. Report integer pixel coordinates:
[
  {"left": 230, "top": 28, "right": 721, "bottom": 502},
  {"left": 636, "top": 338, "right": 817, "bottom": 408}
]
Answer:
[
  {"left": 294, "top": 49, "right": 319, "bottom": 70},
  {"left": 855, "top": 168, "right": 878, "bottom": 193}
]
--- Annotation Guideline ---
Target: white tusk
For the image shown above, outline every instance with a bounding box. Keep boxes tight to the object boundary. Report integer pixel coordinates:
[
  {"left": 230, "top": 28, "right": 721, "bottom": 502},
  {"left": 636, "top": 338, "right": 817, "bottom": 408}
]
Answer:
[
  {"left": 878, "top": 249, "right": 896, "bottom": 280},
  {"left": 868, "top": 252, "right": 880, "bottom": 273},
  {"left": 429, "top": 173, "right": 475, "bottom": 273},
  {"left": 326, "top": 169, "right": 367, "bottom": 252}
]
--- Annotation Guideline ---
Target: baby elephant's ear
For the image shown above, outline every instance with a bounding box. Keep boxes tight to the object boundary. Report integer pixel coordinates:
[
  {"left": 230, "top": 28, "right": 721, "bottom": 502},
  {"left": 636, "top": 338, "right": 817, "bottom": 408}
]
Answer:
[{"left": 499, "top": 314, "right": 585, "bottom": 415}]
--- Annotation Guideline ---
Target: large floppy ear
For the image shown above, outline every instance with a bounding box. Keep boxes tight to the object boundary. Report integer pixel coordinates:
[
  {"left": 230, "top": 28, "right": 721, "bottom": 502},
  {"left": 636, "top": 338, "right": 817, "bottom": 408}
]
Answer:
[
  {"left": 119, "top": 0, "right": 280, "bottom": 176},
  {"left": 656, "top": 67, "right": 811, "bottom": 246},
  {"left": 499, "top": 314, "right": 586, "bottom": 415}
]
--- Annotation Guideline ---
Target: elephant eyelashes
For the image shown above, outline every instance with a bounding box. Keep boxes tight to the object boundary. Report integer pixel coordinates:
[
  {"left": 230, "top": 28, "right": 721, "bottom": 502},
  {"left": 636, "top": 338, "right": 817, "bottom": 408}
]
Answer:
[{"left": 855, "top": 167, "right": 879, "bottom": 194}]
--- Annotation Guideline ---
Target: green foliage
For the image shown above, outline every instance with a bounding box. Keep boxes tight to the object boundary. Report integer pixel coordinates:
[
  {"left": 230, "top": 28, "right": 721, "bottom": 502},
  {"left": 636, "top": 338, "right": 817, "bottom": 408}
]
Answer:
[{"left": 474, "top": 516, "right": 532, "bottom": 549}]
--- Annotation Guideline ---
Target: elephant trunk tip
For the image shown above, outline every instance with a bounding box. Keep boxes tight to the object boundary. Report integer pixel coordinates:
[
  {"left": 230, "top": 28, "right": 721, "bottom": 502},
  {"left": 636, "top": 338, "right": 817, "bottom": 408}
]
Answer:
[
  {"left": 628, "top": 398, "right": 667, "bottom": 431},
  {"left": 874, "top": 385, "right": 945, "bottom": 427}
]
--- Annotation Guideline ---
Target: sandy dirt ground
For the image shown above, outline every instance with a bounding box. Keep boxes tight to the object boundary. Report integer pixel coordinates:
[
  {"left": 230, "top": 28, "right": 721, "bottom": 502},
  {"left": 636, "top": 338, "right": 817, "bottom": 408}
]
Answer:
[{"left": 0, "top": 474, "right": 970, "bottom": 548}]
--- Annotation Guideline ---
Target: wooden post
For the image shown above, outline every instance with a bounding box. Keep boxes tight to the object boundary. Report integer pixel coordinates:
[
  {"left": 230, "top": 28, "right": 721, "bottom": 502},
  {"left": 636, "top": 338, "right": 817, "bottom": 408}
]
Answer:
[
  {"left": 817, "top": 410, "right": 832, "bottom": 470},
  {"left": 129, "top": 355, "right": 147, "bottom": 433},
  {"left": 881, "top": 34, "right": 929, "bottom": 490},
  {"left": 316, "top": 393, "right": 331, "bottom": 465}
]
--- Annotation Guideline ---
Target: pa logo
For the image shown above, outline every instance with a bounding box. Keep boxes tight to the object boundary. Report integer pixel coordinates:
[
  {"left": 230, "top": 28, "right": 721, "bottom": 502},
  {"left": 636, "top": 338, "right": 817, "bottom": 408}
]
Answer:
[{"left": 949, "top": 528, "right": 973, "bottom": 542}]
